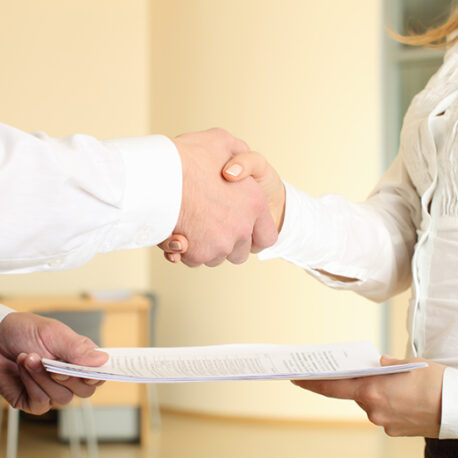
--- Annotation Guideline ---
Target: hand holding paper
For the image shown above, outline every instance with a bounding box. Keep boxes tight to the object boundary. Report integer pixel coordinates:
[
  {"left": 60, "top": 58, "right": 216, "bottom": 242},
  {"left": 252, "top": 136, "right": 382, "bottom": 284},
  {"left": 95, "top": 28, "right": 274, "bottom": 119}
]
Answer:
[
  {"left": 0, "top": 312, "right": 107, "bottom": 414},
  {"left": 293, "top": 354, "right": 444, "bottom": 438}
]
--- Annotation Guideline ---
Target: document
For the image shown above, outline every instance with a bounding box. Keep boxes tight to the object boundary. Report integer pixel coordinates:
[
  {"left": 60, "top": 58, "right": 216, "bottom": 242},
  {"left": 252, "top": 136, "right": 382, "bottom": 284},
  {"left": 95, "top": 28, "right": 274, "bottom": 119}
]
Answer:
[{"left": 42, "top": 340, "right": 426, "bottom": 383}]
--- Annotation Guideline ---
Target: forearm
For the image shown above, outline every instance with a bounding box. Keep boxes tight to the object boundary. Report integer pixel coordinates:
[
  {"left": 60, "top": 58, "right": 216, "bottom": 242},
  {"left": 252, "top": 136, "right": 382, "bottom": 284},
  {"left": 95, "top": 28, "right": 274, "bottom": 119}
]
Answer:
[{"left": 259, "top": 178, "right": 417, "bottom": 302}]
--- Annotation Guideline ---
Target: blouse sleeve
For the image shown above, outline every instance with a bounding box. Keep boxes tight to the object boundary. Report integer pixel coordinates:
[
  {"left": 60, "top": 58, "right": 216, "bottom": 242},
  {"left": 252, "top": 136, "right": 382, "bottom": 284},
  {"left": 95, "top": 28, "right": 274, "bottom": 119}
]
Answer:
[{"left": 259, "top": 155, "right": 421, "bottom": 303}]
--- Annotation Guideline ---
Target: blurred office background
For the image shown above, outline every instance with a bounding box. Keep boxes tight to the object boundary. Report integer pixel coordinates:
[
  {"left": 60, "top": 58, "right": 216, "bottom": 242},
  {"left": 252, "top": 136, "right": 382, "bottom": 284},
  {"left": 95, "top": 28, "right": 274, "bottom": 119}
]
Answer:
[{"left": 0, "top": 0, "right": 453, "bottom": 457}]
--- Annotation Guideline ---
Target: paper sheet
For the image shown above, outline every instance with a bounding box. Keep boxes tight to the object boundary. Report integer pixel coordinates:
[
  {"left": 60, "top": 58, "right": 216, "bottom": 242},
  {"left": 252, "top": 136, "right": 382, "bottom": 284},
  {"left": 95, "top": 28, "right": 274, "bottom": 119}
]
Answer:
[{"left": 42, "top": 341, "right": 426, "bottom": 383}]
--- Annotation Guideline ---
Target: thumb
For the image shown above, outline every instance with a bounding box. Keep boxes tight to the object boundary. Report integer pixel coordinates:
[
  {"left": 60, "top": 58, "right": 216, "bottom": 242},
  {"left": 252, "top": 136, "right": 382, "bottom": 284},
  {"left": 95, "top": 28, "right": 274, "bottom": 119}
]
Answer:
[
  {"left": 48, "top": 323, "right": 108, "bottom": 367},
  {"left": 158, "top": 234, "right": 188, "bottom": 254},
  {"left": 380, "top": 354, "right": 405, "bottom": 367},
  {"left": 223, "top": 151, "right": 268, "bottom": 183}
]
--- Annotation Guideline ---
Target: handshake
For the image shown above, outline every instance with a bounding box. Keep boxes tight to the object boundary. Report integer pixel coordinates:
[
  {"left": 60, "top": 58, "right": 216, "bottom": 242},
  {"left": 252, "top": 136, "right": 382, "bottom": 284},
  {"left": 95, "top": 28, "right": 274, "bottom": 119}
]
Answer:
[{"left": 158, "top": 128, "right": 286, "bottom": 266}]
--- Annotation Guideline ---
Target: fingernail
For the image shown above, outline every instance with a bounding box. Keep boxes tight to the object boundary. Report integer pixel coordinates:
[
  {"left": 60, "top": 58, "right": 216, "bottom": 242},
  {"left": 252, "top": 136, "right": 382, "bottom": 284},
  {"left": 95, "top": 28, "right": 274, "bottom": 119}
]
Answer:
[
  {"left": 85, "top": 348, "right": 101, "bottom": 357},
  {"left": 52, "top": 374, "right": 70, "bottom": 382},
  {"left": 225, "top": 164, "right": 243, "bottom": 177},
  {"left": 84, "top": 378, "right": 100, "bottom": 385},
  {"left": 17, "top": 352, "right": 27, "bottom": 363},
  {"left": 169, "top": 241, "right": 182, "bottom": 251}
]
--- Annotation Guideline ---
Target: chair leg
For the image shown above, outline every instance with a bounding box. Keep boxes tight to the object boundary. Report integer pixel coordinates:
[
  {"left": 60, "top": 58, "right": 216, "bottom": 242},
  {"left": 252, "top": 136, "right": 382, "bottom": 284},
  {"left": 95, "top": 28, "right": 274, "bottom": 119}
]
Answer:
[
  {"left": 68, "top": 403, "right": 82, "bottom": 458},
  {"left": 6, "top": 407, "right": 19, "bottom": 458},
  {"left": 148, "top": 385, "right": 162, "bottom": 430},
  {"left": 81, "top": 399, "right": 98, "bottom": 458}
]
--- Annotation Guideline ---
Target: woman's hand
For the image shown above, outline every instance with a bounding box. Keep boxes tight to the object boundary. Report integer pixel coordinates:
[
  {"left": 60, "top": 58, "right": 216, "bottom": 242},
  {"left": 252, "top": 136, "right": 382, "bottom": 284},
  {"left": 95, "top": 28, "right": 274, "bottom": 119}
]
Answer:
[
  {"left": 223, "top": 152, "right": 285, "bottom": 233},
  {"left": 293, "top": 355, "right": 445, "bottom": 437},
  {"left": 159, "top": 151, "right": 285, "bottom": 264}
]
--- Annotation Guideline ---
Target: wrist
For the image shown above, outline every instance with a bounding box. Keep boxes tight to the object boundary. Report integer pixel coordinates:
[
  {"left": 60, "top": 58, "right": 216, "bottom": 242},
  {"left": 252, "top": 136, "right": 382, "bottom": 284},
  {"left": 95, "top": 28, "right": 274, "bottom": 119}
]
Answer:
[{"left": 170, "top": 138, "right": 190, "bottom": 234}]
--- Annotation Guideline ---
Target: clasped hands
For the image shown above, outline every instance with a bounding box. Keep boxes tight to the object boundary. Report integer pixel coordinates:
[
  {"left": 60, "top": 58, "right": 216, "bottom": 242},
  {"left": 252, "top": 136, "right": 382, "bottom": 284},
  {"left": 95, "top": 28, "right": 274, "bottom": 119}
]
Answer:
[{"left": 163, "top": 128, "right": 283, "bottom": 267}]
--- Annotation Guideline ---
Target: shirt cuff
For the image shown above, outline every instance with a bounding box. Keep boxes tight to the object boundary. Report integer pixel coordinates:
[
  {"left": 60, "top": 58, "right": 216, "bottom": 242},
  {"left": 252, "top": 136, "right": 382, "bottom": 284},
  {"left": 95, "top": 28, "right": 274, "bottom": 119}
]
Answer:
[
  {"left": 102, "top": 135, "right": 182, "bottom": 249},
  {"left": 0, "top": 305, "right": 15, "bottom": 324},
  {"left": 439, "top": 367, "right": 458, "bottom": 439}
]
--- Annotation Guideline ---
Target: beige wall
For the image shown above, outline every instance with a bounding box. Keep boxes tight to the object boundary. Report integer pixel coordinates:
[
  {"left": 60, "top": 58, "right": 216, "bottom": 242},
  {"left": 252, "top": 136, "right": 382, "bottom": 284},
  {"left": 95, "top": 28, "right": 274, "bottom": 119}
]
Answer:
[
  {"left": 0, "top": 0, "right": 386, "bottom": 421},
  {"left": 0, "top": 0, "right": 153, "bottom": 294},
  {"left": 150, "top": 0, "right": 384, "bottom": 420}
]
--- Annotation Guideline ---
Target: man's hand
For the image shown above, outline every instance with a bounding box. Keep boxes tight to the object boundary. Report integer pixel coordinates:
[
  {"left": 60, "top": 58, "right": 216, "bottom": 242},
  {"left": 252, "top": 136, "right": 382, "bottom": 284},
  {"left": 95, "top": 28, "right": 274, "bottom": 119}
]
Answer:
[
  {"left": 159, "top": 129, "right": 278, "bottom": 267},
  {"left": 293, "top": 355, "right": 445, "bottom": 438},
  {"left": 160, "top": 149, "right": 285, "bottom": 264},
  {"left": 0, "top": 312, "right": 108, "bottom": 415}
]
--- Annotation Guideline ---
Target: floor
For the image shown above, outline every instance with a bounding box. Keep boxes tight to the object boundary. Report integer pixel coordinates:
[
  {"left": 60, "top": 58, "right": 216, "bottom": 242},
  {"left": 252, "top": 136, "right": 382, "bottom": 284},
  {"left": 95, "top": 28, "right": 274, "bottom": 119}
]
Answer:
[{"left": 3, "top": 411, "right": 425, "bottom": 458}]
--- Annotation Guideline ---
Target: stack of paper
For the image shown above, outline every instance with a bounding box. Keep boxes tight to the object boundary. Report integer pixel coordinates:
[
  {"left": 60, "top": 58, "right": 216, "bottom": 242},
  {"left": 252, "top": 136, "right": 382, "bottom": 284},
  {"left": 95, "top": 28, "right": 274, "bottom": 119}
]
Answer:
[{"left": 42, "top": 341, "right": 426, "bottom": 383}]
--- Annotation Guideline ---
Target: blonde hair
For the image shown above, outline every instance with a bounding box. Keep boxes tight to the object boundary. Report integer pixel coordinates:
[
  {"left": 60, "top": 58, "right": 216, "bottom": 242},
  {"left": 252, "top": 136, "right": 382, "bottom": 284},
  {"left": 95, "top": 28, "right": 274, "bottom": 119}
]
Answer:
[{"left": 391, "top": 5, "right": 458, "bottom": 48}]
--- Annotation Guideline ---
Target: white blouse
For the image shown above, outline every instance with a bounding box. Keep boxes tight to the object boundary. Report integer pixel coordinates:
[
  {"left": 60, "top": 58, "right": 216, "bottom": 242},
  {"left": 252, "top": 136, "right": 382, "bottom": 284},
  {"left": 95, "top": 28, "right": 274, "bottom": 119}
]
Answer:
[{"left": 260, "top": 41, "right": 458, "bottom": 438}]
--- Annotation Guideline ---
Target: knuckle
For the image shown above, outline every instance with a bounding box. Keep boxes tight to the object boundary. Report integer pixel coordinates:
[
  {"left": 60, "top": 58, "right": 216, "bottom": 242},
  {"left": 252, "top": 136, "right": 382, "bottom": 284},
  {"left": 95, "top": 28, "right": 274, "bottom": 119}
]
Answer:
[
  {"left": 206, "top": 242, "right": 233, "bottom": 260},
  {"left": 258, "top": 155, "right": 268, "bottom": 172},
  {"left": 228, "top": 248, "right": 250, "bottom": 265},
  {"left": 219, "top": 245, "right": 232, "bottom": 258},
  {"left": 209, "top": 127, "right": 225, "bottom": 135},
  {"left": 75, "top": 336, "right": 93, "bottom": 351},
  {"left": 366, "top": 410, "right": 384, "bottom": 427},
  {"left": 359, "top": 384, "right": 381, "bottom": 405},
  {"left": 57, "top": 391, "right": 73, "bottom": 406},
  {"left": 77, "top": 386, "right": 96, "bottom": 399},
  {"left": 239, "top": 228, "right": 252, "bottom": 244},
  {"left": 205, "top": 258, "right": 224, "bottom": 268},
  {"left": 211, "top": 127, "right": 230, "bottom": 138},
  {"left": 219, "top": 129, "right": 237, "bottom": 150},
  {"left": 35, "top": 405, "right": 51, "bottom": 416},
  {"left": 181, "top": 254, "right": 201, "bottom": 268},
  {"left": 384, "top": 426, "right": 400, "bottom": 437},
  {"left": 239, "top": 140, "right": 250, "bottom": 152},
  {"left": 30, "top": 401, "right": 51, "bottom": 416},
  {"left": 209, "top": 127, "right": 231, "bottom": 145},
  {"left": 11, "top": 398, "right": 23, "bottom": 410}
]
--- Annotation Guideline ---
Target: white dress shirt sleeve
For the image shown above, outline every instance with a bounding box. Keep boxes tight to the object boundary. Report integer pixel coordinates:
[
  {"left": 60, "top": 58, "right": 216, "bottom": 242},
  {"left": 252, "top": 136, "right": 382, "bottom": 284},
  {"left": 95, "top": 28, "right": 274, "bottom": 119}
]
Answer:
[
  {"left": 440, "top": 367, "right": 458, "bottom": 439},
  {"left": 259, "top": 155, "right": 421, "bottom": 303},
  {"left": 0, "top": 123, "right": 182, "bottom": 273}
]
